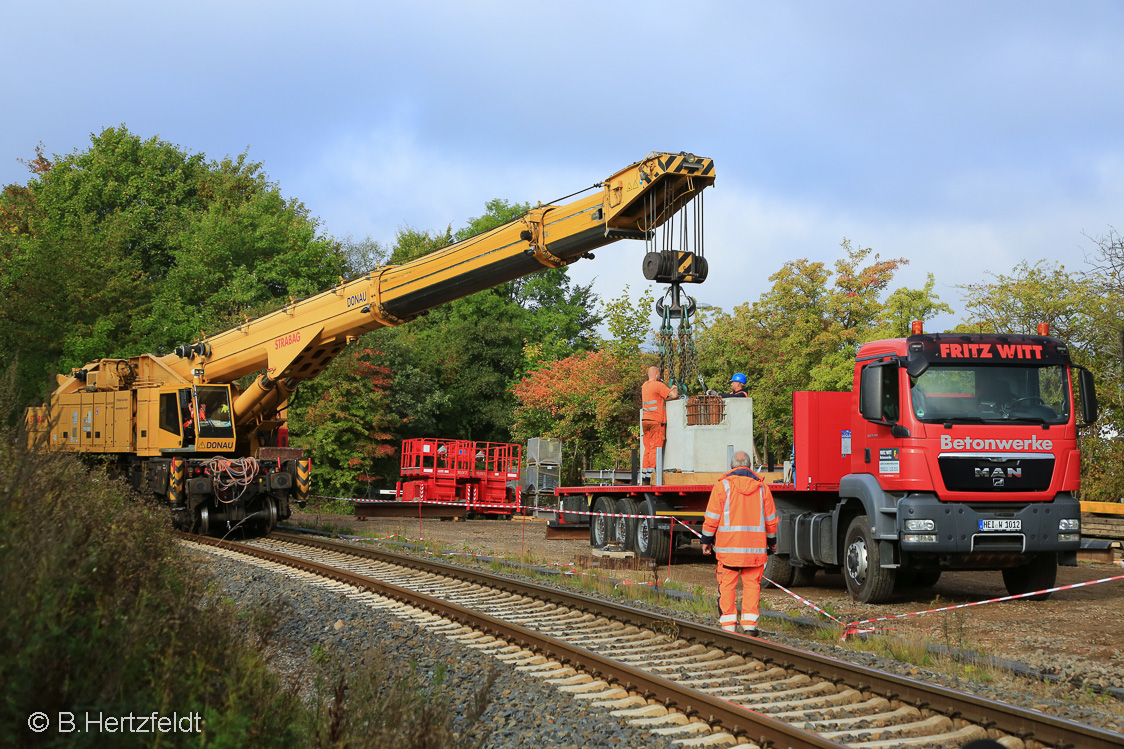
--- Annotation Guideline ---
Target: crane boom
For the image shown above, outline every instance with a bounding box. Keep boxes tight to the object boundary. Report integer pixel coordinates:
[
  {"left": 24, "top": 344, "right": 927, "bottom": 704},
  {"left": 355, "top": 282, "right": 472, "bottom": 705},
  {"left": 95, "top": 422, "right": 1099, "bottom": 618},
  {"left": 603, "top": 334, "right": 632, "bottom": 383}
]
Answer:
[{"left": 169, "top": 151, "right": 714, "bottom": 386}]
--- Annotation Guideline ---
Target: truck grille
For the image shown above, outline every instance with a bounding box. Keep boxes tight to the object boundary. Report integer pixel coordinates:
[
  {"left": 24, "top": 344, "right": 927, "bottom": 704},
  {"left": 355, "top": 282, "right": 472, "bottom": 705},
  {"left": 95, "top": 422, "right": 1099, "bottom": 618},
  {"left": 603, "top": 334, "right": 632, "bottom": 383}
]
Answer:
[{"left": 938, "top": 455, "right": 1053, "bottom": 492}]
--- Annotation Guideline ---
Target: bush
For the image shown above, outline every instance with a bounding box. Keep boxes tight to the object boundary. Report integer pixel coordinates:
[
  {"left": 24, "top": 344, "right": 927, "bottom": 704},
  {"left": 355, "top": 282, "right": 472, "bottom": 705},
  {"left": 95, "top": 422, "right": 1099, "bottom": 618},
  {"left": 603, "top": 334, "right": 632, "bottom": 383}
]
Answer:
[{"left": 0, "top": 424, "right": 304, "bottom": 747}]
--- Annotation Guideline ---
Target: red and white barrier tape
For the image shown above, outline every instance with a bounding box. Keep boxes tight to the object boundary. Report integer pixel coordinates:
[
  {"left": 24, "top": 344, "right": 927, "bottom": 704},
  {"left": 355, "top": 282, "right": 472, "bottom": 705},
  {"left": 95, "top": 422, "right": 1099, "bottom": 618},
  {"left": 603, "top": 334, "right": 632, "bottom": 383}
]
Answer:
[
  {"left": 837, "top": 572, "right": 1124, "bottom": 639},
  {"left": 313, "top": 494, "right": 704, "bottom": 524},
  {"left": 670, "top": 519, "right": 844, "bottom": 623}
]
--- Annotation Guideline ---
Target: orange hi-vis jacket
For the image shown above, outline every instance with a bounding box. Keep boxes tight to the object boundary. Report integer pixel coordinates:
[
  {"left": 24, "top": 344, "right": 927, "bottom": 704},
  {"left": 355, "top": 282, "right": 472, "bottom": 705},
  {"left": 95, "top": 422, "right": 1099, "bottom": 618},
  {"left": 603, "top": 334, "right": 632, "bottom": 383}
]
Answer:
[
  {"left": 700, "top": 468, "right": 778, "bottom": 568},
  {"left": 641, "top": 379, "right": 671, "bottom": 424}
]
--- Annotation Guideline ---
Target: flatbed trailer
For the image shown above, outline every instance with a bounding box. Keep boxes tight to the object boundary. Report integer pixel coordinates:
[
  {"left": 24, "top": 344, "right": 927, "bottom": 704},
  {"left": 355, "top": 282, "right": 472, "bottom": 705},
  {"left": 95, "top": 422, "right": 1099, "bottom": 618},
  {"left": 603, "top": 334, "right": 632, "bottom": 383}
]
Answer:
[{"left": 554, "top": 482, "right": 716, "bottom": 560}]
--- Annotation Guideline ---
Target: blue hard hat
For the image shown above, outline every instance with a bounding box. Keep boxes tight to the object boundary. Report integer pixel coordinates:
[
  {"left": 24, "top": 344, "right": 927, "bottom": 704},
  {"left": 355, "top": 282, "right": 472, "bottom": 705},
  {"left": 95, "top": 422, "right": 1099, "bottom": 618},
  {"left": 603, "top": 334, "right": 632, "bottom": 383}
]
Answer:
[{"left": 730, "top": 373, "right": 748, "bottom": 385}]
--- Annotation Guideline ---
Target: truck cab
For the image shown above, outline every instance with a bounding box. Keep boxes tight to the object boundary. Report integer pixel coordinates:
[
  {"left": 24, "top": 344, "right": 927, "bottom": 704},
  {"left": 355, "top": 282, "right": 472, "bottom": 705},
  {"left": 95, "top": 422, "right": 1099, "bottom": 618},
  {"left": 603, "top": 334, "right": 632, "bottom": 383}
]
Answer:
[{"left": 772, "top": 325, "right": 1097, "bottom": 603}]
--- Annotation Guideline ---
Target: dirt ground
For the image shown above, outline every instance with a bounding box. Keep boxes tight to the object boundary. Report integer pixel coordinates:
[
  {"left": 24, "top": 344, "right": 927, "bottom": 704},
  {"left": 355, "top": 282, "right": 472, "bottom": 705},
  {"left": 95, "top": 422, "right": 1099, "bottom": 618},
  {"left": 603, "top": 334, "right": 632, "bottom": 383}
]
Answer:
[{"left": 291, "top": 510, "right": 1124, "bottom": 687}]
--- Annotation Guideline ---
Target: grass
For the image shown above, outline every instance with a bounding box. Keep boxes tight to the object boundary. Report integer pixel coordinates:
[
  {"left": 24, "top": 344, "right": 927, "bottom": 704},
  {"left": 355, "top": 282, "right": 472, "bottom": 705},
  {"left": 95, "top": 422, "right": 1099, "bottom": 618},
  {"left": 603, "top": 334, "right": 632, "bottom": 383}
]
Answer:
[{"left": 304, "top": 650, "right": 496, "bottom": 749}]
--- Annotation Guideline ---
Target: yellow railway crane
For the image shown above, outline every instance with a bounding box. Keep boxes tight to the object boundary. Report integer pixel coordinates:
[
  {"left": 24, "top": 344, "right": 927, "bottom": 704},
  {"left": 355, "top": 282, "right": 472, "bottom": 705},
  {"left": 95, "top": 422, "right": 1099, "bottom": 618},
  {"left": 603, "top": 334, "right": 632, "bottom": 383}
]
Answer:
[{"left": 25, "top": 152, "right": 715, "bottom": 534}]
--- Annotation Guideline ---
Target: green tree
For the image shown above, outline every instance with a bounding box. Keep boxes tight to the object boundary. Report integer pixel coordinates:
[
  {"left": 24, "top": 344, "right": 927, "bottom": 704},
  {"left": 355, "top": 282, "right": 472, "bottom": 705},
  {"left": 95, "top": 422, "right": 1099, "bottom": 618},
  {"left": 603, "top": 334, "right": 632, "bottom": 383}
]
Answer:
[
  {"left": 597, "top": 285, "right": 655, "bottom": 368},
  {"left": 0, "top": 127, "right": 348, "bottom": 407},
  {"left": 874, "top": 272, "right": 954, "bottom": 338},
  {"left": 380, "top": 200, "right": 600, "bottom": 442},
  {"left": 287, "top": 199, "right": 603, "bottom": 471}
]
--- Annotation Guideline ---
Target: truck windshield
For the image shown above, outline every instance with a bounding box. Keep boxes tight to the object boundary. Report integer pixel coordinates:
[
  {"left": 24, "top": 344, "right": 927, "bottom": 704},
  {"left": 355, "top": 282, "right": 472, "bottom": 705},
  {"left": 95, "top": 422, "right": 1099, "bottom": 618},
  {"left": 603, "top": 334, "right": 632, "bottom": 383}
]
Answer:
[{"left": 909, "top": 364, "right": 1070, "bottom": 424}]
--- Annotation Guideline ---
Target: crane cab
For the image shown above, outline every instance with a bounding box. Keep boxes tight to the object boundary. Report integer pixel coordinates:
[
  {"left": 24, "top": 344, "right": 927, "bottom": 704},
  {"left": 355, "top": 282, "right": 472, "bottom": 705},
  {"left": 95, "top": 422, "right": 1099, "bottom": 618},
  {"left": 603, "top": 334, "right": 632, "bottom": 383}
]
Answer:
[{"left": 138, "top": 384, "right": 236, "bottom": 455}]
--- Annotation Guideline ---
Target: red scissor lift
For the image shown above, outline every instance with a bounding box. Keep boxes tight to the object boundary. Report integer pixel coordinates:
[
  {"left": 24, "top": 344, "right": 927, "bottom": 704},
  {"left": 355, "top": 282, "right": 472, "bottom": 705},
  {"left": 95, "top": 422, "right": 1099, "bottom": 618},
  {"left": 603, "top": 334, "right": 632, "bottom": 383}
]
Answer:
[{"left": 397, "top": 438, "right": 522, "bottom": 517}]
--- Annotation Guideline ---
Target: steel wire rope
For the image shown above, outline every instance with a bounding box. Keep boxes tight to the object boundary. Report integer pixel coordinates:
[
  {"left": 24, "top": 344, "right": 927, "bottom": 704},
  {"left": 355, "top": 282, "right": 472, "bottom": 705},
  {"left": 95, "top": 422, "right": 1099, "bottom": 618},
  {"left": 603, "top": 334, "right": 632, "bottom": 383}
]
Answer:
[{"left": 432, "top": 182, "right": 604, "bottom": 255}]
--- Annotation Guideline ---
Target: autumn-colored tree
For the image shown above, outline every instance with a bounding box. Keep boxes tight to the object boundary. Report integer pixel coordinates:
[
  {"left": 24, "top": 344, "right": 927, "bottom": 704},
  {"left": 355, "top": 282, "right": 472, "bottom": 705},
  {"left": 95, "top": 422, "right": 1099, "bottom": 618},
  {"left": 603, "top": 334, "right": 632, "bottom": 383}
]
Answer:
[
  {"left": 513, "top": 350, "right": 641, "bottom": 482},
  {"left": 696, "top": 240, "right": 909, "bottom": 463},
  {"left": 513, "top": 287, "right": 658, "bottom": 480}
]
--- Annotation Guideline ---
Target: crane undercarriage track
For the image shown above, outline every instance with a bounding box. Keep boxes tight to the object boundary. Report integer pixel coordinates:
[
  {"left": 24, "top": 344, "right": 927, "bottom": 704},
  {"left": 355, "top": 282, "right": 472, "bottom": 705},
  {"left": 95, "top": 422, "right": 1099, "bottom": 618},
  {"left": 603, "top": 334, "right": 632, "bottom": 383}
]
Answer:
[{"left": 177, "top": 531, "right": 1124, "bottom": 749}]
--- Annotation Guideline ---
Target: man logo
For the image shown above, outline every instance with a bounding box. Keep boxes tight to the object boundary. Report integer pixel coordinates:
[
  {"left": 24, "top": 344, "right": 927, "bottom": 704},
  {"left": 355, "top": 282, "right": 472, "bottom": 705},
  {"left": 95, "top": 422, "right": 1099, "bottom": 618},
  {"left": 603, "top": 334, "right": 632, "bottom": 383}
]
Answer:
[
  {"left": 993, "top": 477, "right": 1005, "bottom": 487},
  {"left": 975, "top": 467, "right": 1022, "bottom": 479}
]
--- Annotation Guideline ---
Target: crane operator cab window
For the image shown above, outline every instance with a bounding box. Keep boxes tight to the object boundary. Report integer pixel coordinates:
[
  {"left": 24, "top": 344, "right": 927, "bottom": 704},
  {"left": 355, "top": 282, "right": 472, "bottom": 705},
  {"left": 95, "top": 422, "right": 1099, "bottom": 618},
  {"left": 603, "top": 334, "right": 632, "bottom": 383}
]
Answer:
[{"left": 178, "top": 387, "right": 234, "bottom": 445}]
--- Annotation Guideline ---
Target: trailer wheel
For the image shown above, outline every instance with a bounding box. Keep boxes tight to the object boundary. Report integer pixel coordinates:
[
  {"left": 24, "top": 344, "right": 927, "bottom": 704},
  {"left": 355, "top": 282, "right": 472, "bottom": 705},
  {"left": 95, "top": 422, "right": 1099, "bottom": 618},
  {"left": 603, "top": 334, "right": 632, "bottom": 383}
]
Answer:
[
  {"left": 1002, "top": 553, "right": 1056, "bottom": 601},
  {"left": 636, "top": 499, "right": 670, "bottom": 561},
  {"left": 590, "top": 496, "right": 614, "bottom": 548},
  {"left": 843, "top": 515, "right": 896, "bottom": 604},
  {"left": 615, "top": 498, "right": 639, "bottom": 551}
]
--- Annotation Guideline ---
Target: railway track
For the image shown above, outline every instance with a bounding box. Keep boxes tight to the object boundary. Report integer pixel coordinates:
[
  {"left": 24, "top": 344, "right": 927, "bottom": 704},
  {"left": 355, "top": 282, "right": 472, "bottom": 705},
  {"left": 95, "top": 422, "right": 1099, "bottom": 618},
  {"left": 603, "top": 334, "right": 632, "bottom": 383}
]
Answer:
[{"left": 179, "top": 531, "right": 1124, "bottom": 749}]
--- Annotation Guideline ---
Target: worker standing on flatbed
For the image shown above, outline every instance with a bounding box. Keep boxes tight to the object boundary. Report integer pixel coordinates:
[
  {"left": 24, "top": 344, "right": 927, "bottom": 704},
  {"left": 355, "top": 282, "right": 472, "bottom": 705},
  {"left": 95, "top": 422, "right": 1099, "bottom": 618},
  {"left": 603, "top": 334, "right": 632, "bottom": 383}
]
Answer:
[
  {"left": 723, "top": 372, "right": 749, "bottom": 398},
  {"left": 701, "top": 450, "right": 778, "bottom": 635},
  {"left": 640, "top": 366, "right": 678, "bottom": 479}
]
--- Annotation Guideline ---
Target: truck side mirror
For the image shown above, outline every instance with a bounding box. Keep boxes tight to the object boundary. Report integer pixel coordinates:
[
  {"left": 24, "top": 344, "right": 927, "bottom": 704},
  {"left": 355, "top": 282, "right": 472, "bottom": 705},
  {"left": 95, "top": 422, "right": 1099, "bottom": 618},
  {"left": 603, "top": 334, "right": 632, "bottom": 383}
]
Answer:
[
  {"left": 860, "top": 362, "right": 899, "bottom": 424},
  {"left": 1077, "top": 367, "right": 1098, "bottom": 425},
  {"left": 860, "top": 367, "right": 883, "bottom": 421}
]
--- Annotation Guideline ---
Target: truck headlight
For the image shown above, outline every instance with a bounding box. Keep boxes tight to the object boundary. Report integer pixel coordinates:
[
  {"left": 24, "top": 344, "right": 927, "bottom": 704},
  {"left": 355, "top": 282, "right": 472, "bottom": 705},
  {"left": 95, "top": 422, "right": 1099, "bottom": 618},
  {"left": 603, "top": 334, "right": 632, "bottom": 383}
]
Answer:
[
  {"left": 1058, "top": 533, "right": 1079, "bottom": 542},
  {"left": 1058, "top": 518, "right": 1080, "bottom": 531},
  {"left": 904, "top": 534, "right": 937, "bottom": 543},
  {"left": 905, "top": 519, "right": 936, "bottom": 532}
]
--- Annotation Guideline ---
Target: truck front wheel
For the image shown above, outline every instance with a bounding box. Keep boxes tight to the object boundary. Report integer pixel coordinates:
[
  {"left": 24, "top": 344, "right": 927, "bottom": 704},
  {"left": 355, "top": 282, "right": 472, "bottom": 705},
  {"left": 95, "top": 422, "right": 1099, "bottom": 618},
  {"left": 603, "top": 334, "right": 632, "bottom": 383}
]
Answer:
[
  {"left": 843, "top": 515, "right": 896, "bottom": 604},
  {"left": 1002, "top": 553, "right": 1057, "bottom": 601}
]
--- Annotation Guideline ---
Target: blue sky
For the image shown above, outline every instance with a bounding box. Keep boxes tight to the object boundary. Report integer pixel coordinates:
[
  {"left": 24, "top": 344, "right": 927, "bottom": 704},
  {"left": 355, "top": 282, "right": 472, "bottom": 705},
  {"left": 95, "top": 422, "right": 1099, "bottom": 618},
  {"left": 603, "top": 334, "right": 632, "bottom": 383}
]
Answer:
[{"left": 3, "top": 1, "right": 1122, "bottom": 332}]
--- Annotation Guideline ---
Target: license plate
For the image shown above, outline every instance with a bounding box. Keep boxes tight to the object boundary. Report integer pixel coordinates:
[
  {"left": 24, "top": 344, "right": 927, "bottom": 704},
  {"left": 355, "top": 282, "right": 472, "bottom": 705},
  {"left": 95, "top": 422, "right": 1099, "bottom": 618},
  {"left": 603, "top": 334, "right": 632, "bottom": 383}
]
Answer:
[{"left": 979, "top": 519, "right": 1021, "bottom": 532}]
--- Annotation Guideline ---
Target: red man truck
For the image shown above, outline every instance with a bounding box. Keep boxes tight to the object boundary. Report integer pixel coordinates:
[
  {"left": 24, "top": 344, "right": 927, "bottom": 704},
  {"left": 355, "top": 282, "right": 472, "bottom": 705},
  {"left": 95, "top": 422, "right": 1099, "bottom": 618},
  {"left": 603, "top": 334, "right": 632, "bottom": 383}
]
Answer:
[{"left": 554, "top": 322, "right": 1098, "bottom": 603}]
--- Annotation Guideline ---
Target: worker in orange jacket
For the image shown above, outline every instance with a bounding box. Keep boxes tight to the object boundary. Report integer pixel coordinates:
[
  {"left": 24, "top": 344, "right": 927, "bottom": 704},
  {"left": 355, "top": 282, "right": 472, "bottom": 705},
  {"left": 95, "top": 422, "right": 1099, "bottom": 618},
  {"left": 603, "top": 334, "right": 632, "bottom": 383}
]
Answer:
[
  {"left": 640, "top": 366, "right": 678, "bottom": 474},
  {"left": 701, "top": 451, "right": 778, "bottom": 635}
]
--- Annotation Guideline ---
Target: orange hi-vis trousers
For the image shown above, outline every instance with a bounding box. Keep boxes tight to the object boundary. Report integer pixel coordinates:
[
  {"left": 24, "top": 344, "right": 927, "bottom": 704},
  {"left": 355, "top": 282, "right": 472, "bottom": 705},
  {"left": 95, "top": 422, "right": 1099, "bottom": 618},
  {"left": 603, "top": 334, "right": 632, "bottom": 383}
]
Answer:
[
  {"left": 717, "top": 563, "right": 764, "bottom": 632},
  {"left": 641, "top": 420, "right": 665, "bottom": 470}
]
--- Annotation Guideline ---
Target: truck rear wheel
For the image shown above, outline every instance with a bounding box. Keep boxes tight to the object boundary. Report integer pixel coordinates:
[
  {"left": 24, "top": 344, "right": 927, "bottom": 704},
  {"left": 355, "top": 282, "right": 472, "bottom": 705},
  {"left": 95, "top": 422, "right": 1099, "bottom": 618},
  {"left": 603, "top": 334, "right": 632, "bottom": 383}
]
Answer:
[
  {"left": 590, "top": 496, "right": 614, "bottom": 548},
  {"left": 764, "top": 554, "right": 796, "bottom": 588},
  {"left": 792, "top": 566, "right": 817, "bottom": 586},
  {"left": 843, "top": 515, "right": 896, "bottom": 604},
  {"left": 1002, "top": 553, "right": 1056, "bottom": 601},
  {"left": 616, "top": 498, "right": 639, "bottom": 551},
  {"left": 636, "top": 499, "right": 670, "bottom": 561}
]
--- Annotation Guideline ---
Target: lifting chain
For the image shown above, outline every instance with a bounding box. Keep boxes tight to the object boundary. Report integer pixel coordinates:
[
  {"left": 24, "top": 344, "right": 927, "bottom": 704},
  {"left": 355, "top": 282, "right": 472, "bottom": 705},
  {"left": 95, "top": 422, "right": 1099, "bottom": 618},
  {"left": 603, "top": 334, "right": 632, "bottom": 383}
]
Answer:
[{"left": 656, "top": 287, "right": 702, "bottom": 395}]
